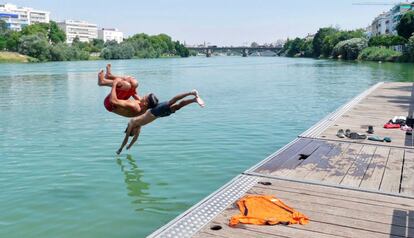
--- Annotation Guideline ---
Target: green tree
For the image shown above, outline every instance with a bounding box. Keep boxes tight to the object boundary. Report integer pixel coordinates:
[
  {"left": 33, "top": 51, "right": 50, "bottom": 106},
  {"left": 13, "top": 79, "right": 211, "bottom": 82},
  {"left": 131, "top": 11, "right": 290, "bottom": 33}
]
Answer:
[
  {"left": 0, "top": 35, "right": 6, "bottom": 50},
  {"left": 301, "top": 39, "right": 314, "bottom": 57},
  {"left": 321, "top": 29, "right": 365, "bottom": 57},
  {"left": 5, "top": 31, "right": 21, "bottom": 51},
  {"left": 332, "top": 38, "right": 368, "bottom": 60},
  {"left": 48, "top": 21, "right": 66, "bottom": 44},
  {"left": 288, "top": 38, "right": 304, "bottom": 56},
  {"left": 49, "top": 42, "right": 70, "bottom": 61},
  {"left": 397, "top": 11, "right": 414, "bottom": 39},
  {"left": 312, "top": 27, "right": 338, "bottom": 57},
  {"left": 369, "top": 35, "right": 407, "bottom": 47},
  {"left": 404, "top": 34, "right": 414, "bottom": 61},
  {"left": 121, "top": 33, "right": 189, "bottom": 58},
  {"left": 21, "top": 23, "right": 49, "bottom": 36},
  {"left": 174, "top": 41, "right": 189, "bottom": 57},
  {"left": 101, "top": 42, "right": 135, "bottom": 59},
  {"left": 18, "top": 33, "right": 50, "bottom": 61},
  {"left": 0, "top": 20, "right": 8, "bottom": 35},
  {"left": 90, "top": 39, "right": 104, "bottom": 52}
]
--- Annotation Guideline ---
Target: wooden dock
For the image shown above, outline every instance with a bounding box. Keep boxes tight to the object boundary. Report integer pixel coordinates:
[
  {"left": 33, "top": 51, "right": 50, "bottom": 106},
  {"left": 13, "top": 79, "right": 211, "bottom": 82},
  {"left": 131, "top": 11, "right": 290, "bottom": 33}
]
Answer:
[{"left": 149, "top": 82, "right": 414, "bottom": 238}]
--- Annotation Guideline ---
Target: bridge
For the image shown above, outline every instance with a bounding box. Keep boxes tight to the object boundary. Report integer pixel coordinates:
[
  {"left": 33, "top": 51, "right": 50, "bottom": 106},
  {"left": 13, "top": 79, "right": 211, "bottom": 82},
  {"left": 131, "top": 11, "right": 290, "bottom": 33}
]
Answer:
[{"left": 187, "top": 46, "right": 283, "bottom": 57}]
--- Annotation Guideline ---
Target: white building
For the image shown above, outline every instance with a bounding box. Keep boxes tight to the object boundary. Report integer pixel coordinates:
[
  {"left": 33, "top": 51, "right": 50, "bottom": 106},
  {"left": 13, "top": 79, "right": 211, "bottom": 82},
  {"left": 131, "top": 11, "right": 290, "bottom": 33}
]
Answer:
[
  {"left": 57, "top": 20, "right": 98, "bottom": 44},
  {"left": 370, "top": 12, "right": 393, "bottom": 36},
  {"left": 98, "top": 28, "right": 123, "bottom": 43},
  {"left": 369, "top": 3, "right": 413, "bottom": 36},
  {"left": 0, "top": 3, "right": 50, "bottom": 31}
]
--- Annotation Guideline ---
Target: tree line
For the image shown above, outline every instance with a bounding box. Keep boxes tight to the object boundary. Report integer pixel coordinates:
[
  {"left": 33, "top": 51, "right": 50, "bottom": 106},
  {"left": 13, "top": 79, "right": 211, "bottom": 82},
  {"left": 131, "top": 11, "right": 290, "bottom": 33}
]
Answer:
[
  {"left": 0, "top": 20, "right": 189, "bottom": 62},
  {"left": 280, "top": 10, "right": 414, "bottom": 62}
]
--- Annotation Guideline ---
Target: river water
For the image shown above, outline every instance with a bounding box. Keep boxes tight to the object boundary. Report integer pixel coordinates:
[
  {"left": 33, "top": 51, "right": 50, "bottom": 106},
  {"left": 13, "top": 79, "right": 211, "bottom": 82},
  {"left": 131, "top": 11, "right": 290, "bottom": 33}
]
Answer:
[{"left": 0, "top": 57, "right": 413, "bottom": 237}]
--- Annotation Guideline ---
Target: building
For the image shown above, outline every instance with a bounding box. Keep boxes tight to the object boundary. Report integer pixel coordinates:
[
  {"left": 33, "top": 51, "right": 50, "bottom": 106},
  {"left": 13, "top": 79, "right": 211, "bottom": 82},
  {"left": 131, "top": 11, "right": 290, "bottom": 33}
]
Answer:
[
  {"left": 369, "top": 3, "right": 413, "bottom": 36},
  {"left": 98, "top": 28, "right": 123, "bottom": 43},
  {"left": 0, "top": 3, "right": 50, "bottom": 31},
  {"left": 57, "top": 20, "right": 98, "bottom": 44},
  {"left": 390, "top": 3, "right": 413, "bottom": 35},
  {"left": 370, "top": 12, "right": 392, "bottom": 36}
]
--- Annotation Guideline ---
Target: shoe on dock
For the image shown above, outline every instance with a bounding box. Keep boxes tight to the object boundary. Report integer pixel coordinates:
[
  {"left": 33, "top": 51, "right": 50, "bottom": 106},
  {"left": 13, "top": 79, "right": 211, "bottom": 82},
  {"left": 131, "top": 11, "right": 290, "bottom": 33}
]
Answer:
[
  {"left": 349, "top": 132, "right": 367, "bottom": 140},
  {"left": 367, "top": 125, "right": 374, "bottom": 134},
  {"left": 336, "top": 129, "right": 345, "bottom": 138}
]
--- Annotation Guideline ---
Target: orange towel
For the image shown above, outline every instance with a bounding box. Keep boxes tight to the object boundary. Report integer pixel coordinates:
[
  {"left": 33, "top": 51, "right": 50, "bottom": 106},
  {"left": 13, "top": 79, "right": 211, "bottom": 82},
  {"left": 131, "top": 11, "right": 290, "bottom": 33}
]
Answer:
[{"left": 229, "top": 195, "right": 309, "bottom": 227}]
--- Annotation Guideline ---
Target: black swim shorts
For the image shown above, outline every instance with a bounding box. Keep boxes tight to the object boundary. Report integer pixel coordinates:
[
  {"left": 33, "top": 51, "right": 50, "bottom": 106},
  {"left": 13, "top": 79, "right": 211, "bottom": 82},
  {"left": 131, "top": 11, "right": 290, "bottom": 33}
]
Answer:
[{"left": 150, "top": 101, "right": 173, "bottom": 118}]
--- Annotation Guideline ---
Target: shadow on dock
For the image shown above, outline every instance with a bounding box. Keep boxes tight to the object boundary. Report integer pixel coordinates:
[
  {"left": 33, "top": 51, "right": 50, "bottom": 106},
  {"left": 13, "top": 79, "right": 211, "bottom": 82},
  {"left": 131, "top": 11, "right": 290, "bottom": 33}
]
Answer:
[{"left": 390, "top": 210, "right": 414, "bottom": 237}]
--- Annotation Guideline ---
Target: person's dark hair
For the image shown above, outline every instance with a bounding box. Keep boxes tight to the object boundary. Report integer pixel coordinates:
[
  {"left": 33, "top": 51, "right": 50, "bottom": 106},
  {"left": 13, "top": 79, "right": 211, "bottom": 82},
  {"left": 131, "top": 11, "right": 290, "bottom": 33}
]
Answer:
[{"left": 147, "top": 93, "right": 159, "bottom": 108}]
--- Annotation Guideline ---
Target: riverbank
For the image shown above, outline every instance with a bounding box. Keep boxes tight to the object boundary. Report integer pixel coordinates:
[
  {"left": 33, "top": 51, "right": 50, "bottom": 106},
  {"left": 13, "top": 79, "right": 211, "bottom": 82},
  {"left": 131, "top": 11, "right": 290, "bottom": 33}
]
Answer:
[{"left": 0, "top": 51, "right": 36, "bottom": 63}]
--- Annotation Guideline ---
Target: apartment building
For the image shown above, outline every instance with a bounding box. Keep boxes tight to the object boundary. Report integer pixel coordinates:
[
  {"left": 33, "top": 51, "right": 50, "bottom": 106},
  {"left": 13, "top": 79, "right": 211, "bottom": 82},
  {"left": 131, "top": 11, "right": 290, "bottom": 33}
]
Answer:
[
  {"left": 98, "top": 28, "right": 124, "bottom": 43},
  {"left": 369, "top": 3, "right": 413, "bottom": 36},
  {"left": 57, "top": 20, "right": 98, "bottom": 44},
  {"left": 0, "top": 3, "right": 50, "bottom": 31}
]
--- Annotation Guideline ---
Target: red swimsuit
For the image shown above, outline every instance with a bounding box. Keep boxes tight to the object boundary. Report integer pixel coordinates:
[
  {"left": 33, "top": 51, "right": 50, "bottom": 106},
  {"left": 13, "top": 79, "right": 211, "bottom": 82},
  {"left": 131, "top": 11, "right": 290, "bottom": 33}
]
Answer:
[{"left": 104, "top": 87, "right": 136, "bottom": 112}]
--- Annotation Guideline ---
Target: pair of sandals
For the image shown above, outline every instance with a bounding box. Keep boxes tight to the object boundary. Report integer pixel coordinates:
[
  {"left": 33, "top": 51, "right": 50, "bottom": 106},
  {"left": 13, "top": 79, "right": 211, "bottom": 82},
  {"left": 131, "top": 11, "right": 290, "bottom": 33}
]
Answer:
[{"left": 336, "top": 129, "right": 367, "bottom": 139}]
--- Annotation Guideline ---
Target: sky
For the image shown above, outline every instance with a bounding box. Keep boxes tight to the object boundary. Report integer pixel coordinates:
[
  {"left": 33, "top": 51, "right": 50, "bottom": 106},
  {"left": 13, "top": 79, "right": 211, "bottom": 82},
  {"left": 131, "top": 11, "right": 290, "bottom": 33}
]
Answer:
[{"left": 3, "top": 0, "right": 394, "bottom": 46}]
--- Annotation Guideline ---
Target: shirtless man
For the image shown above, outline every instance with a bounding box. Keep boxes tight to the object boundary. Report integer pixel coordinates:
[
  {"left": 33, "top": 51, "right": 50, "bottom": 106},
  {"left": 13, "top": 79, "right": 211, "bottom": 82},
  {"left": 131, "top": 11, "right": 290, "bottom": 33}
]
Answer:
[
  {"left": 116, "top": 90, "right": 205, "bottom": 154},
  {"left": 98, "top": 65, "right": 149, "bottom": 117}
]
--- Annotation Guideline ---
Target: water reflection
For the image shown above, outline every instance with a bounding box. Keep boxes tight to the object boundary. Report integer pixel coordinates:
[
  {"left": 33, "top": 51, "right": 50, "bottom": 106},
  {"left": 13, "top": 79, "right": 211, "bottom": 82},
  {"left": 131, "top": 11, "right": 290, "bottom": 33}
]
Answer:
[{"left": 116, "top": 155, "right": 184, "bottom": 214}]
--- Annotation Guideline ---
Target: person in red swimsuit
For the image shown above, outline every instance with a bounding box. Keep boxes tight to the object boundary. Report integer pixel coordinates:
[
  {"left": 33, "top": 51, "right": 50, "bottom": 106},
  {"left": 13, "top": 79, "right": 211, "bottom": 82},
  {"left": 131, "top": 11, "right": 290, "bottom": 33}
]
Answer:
[{"left": 98, "top": 64, "right": 150, "bottom": 117}]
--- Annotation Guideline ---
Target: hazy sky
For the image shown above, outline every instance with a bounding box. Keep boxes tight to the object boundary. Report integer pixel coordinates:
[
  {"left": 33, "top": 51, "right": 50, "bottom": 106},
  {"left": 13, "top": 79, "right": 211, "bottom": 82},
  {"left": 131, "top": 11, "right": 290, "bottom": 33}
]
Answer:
[{"left": 5, "top": 0, "right": 392, "bottom": 45}]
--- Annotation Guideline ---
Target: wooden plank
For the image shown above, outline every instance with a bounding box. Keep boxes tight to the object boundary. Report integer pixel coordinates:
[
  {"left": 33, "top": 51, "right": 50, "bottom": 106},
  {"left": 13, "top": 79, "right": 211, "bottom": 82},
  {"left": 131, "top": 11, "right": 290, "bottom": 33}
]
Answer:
[
  {"left": 285, "top": 142, "right": 345, "bottom": 178},
  {"left": 250, "top": 188, "right": 412, "bottom": 229},
  {"left": 251, "top": 186, "right": 413, "bottom": 218},
  {"left": 340, "top": 145, "right": 377, "bottom": 188},
  {"left": 401, "top": 149, "right": 414, "bottom": 195},
  {"left": 194, "top": 225, "right": 287, "bottom": 238},
  {"left": 304, "top": 143, "right": 351, "bottom": 181},
  {"left": 254, "top": 181, "right": 414, "bottom": 210},
  {"left": 272, "top": 140, "right": 325, "bottom": 176},
  {"left": 218, "top": 203, "right": 401, "bottom": 238},
  {"left": 290, "top": 207, "right": 414, "bottom": 237},
  {"left": 322, "top": 143, "right": 364, "bottom": 184},
  {"left": 255, "top": 138, "right": 313, "bottom": 173},
  {"left": 193, "top": 231, "right": 228, "bottom": 238},
  {"left": 255, "top": 177, "right": 414, "bottom": 208},
  {"left": 283, "top": 142, "right": 335, "bottom": 177},
  {"left": 360, "top": 146, "right": 390, "bottom": 190},
  {"left": 199, "top": 209, "right": 342, "bottom": 238},
  {"left": 380, "top": 148, "right": 405, "bottom": 194}
]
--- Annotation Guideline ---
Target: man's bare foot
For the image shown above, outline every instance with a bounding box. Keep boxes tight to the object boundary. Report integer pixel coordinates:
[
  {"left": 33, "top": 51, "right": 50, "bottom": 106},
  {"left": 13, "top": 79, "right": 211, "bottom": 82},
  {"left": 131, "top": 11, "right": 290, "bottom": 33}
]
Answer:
[
  {"left": 191, "top": 89, "right": 205, "bottom": 107},
  {"left": 105, "top": 64, "right": 112, "bottom": 79},
  {"left": 98, "top": 69, "right": 104, "bottom": 80}
]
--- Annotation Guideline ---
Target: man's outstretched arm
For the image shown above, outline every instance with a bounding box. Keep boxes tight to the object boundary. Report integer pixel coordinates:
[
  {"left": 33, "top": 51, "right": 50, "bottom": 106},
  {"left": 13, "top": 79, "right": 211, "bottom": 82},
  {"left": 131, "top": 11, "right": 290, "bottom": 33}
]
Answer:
[
  {"left": 127, "top": 127, "right": 141, "bottom": 150},
  {"left": 117, "top": 124, "right": 133, "bottom": 154}
]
